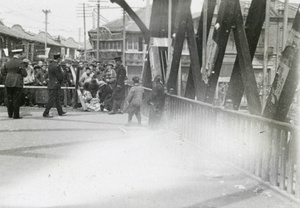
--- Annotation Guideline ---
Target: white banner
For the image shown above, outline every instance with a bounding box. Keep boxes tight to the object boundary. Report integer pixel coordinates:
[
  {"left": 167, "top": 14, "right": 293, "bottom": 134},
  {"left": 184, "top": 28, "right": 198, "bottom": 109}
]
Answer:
[
  {"left": 45, "top": 48, "right": 51, "bottom": 57},
  {"left": 3, "top": 48, "right": 8, "bottom": 56}
]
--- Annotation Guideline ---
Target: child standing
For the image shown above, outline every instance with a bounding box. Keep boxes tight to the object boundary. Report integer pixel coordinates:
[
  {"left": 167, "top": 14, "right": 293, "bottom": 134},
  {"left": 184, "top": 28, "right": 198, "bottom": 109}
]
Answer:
[{"left": 125, "top": 76, "right": 144, "bottom": 125}]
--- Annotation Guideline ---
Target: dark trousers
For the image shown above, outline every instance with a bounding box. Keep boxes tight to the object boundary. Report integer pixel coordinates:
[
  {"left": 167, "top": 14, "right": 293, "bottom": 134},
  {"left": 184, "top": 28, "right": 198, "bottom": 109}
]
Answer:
[
  {"left": 6, "top": 87, "right": 22, "bottom": 118},
  {"left": 23, "top": 87, "right": 35, "bottom": 106},
  {"left": 111, "top": 98, "right": 124, "bottom": 113},
  {"left": 0, "top": 88, "right": 5, "bottom": 105},
  {"left": 43, "top": 89, "right": 63, "bottom": 115}
]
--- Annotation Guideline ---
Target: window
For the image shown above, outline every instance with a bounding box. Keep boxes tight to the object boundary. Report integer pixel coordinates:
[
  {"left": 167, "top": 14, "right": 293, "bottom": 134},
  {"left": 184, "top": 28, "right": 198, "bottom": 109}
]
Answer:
[
  {"left": 138, "top": 37, "right": 143, "bottom": 51},
  {"left": 134, "top": 37, "right": 138, "bottom": 50},
  {"left": 127, "top": 37, "right": 133, "bottom": 50}
]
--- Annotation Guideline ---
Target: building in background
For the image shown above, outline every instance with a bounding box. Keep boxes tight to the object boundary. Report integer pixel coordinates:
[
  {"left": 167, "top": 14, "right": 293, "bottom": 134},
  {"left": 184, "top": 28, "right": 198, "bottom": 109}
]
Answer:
[
  {"left": 88, "top": 7, "right": 149, "bottom": 80},
  {"left": 0, "top": 20, "right": 81, "bottom": 61},
  {"left": 89, "top": 0, "right": 298, "bottom": 99}
]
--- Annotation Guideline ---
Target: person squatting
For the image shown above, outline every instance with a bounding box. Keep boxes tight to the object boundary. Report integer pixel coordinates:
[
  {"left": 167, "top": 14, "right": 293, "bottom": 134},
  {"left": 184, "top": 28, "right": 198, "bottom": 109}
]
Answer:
[{"left": 0, "top": 51, "right": 165, "bottom": 126}]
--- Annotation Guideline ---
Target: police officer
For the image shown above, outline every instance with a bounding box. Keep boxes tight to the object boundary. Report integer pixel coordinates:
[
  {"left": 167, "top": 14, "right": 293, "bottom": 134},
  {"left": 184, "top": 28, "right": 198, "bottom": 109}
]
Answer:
[
  {"left": 108, "top": 56, "right": 126, "bottom": 115},
  {"left": 1, "top": 49, "right": 27, "bottom": 119},
  {"left": 43, "top": 54, "right": 66, "bottom": 118}
]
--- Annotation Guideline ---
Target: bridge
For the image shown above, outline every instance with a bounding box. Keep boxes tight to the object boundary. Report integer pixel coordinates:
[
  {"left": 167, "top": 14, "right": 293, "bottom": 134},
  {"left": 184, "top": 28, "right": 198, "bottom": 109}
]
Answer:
[
  {"left": 0, "top": 0, "right": 299, "bottom": 207},
  {"left": 0, "top": 89, "right": 299, "bottom": 207}
]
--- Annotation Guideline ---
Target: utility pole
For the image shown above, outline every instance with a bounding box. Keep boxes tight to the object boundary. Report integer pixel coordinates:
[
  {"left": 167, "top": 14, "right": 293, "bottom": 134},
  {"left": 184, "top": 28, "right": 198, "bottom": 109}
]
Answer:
[
  {"left": 263, "top": 0, "right": 270, "bottom": 109},
  {"left": 282, "top": 0, "right": 289, "bottom": 48},
  {"left": 123, "top": 9, "right": 126, "bottom": 65},
  {"left": 97, "top": 0, "right": 100, "bottom": 61},
  {"left": 202, "top": 0, "right": 208, "bottom": 78},
  {"left": 76, "top": 3, "right": 93, "bottom": 61},
  {"left": 78, "top": 28, "right": 81, "bottom": 44},
  {"left": 168, "top": 0, "right": 172, "bottom": 62},
  {"left": 78, "top": 28, "right": 82, "bottom": 52},
  {"left": 83, "top": 3, "right": 87, "bottom": 61},
  {"left": 93, "top": 8, "right": 96, "bottom": 29},
  {"left": 42, "top": 9, "right": 50, "bottom": 57}
]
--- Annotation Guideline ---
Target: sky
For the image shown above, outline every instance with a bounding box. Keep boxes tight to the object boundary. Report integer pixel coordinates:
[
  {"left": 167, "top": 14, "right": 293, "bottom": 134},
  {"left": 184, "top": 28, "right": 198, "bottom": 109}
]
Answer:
[
  {"left": 0, "top": 0, "right": 299, "bottom": 42},
  {"left": 0, "top": 0, "right": 203, "bottom": 41}
]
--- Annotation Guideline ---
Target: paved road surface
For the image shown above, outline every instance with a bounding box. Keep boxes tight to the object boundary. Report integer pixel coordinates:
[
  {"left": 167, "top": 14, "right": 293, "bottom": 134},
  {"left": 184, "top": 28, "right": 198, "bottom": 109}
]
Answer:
[{"left": 0, "top": 107, "right": 298, "bottom": 208}]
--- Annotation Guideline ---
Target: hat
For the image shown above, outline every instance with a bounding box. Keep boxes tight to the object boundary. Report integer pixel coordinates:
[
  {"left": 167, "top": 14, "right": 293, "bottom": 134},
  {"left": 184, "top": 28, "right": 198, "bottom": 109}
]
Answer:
[
  {"left": 107, "top": 61, "right": 114, "bottom": 67},
  {"left": 34, "top": 65, "right": 41, "bottom": 70},
  {"left": 53, "top": 54, "right": 61, "bottom": 60},
  {"left": 98, "top": 81, "right": 107, "bottom": 88},
  {"left": 60, "top": 61, "right": 66, "bottom": 66},
  {"left": 22, "top": 58, "right": 30, "bottom": 63},
  {"left": 114, "top": 56, "right": 122, "bottom": 62}
]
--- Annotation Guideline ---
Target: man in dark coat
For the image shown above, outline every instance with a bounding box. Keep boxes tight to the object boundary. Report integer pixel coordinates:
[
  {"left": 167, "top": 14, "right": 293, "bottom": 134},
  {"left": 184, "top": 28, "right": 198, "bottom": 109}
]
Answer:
[
  {"left": 148, "top": 75, "right": 165, "bottom": 127},
  {"left": 43, "top": 54, "right": 66, "bottom": 118},
  {"left": 1, "top": 50, "right": 27, "bottom": 119},
  {"left": 98, "top": 81, "right": 113, "bottom": 111},
  {"left": 108, "top": 56, "right": 126, "bottom": 114}
]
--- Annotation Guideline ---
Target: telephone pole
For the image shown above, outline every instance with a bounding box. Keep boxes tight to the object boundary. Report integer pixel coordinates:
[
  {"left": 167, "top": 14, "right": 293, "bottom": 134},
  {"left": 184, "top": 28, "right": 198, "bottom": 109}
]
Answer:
[
  {"left": 42, "top": 9, "right": 51, "bottom": 56},
  {"left": 263, "top": 0, "right": 270, "bottom": 109},
  {"left": 83, "top": 3, "right": 87, "bottom": 61},
  {"left": 78, "top": 28, "right": 81, "bottom": 44},
  {"left": 76, "top": 3, "right": 93, "bottom": 61},
  {"left": 78, "top": 28, "right": 82, "bottom": 51},
  {"left": 123, "top": 9, "right": 126, "bottom": 64},
  {"left": 97, "top": 0, "right": 100, "bottom": 61}
]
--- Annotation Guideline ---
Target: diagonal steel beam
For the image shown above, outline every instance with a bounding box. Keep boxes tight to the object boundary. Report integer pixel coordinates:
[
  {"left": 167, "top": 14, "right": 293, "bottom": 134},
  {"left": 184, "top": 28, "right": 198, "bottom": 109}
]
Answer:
[
  {"left": 226, "top": 0, "right": 267, "bottom": 111},
  {"left": 166, "top": 0, "right": 192, "bottom": 92},
  {"left": 185, "top": 11, "right": 202, "bottom": 101},
  {"left": 203, "top": 0, "right": 237, "bottom": 104},
  {"left": 232, "top": 0, "right": 262, "bottom": 115},
  {"left": 110, "top": 0, "right": 150, "bottom": 43},
  {"left": 184, "top": 0, "right": 216, "bottom": 100}
]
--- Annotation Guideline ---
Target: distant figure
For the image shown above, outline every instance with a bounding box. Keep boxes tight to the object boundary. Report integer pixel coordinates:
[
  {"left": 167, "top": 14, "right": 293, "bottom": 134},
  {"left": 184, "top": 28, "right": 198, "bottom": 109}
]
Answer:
[
  {"left": 1, "top": 49, "right": 27, "bottom": 119},
  {"left": 104, "top": 62, "right": 117, "bottom": 88},
  {"left": 83, "top": 76, "right": 101, "bottom": 112},
  {"left": 22, "top": 58, "right": 35, "bottom": 106},
  {"left": 43, "top": 54, "right": 66, "bottom": 118},
  {"left": 125, "top": 76, "right": 144, "bottom": 126},
  {"left": 98, "top": 80, "right": 113, "bottom": 112},
  {"left": 148, "top": 75, "right": 165, "bottom": 128},
  {"left": 79, "top": 67, "right": 94, "bottom": 87},
  {"left": 108, "top": 56, "right": 126, "bottom": 115}
]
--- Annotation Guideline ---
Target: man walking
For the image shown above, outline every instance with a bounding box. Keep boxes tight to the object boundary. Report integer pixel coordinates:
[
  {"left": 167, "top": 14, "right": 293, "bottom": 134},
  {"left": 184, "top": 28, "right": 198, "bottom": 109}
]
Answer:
[
  {"left": 108, "top": 56, "right": 126, "bottom": 115},
  {"left": 1, "top": 49, "right": 27, "bottom": 119},
  {"left": 43, "top": 54, "right": 66, "bottom": 118}
]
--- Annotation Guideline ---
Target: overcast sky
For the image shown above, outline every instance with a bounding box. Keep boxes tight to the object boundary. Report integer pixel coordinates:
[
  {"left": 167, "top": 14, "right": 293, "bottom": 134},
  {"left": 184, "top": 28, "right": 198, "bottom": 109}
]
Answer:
[
  {"left": 0, "top": 0, "right": 203, "bottom": 41},
  {"left": 0, "top": 0, "right": 299, "bottom": 42}
]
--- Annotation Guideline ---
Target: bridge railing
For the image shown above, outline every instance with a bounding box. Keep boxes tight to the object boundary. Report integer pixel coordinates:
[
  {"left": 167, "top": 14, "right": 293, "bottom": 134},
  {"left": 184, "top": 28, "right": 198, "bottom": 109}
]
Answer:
[{"left": 142, "top": 88, "right": 299, "bottom": 199}]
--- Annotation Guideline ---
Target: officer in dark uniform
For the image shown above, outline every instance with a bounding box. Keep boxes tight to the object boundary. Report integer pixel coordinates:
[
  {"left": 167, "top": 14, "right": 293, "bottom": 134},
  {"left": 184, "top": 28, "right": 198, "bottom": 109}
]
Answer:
[
  {"left": 108, "top": 56, "right": 126, "bottom": 114},
  {"left": 43, "top": 54, "right": 66, "bottom": 118},
  {"left": 1, "top": 49, "right": 27, "bottom": 119}
]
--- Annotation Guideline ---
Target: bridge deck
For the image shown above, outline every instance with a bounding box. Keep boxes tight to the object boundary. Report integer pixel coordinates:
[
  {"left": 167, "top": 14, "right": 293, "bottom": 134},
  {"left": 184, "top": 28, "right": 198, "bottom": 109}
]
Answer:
[{"left": 0, "top": 107, "right": 298, "bottom": 208}]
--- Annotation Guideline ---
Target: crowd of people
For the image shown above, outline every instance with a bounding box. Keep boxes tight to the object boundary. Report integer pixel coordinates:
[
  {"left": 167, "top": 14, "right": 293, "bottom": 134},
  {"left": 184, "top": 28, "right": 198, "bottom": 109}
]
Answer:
[{"left": 0, "top": 50, "right": 166, "bottom": 127}]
